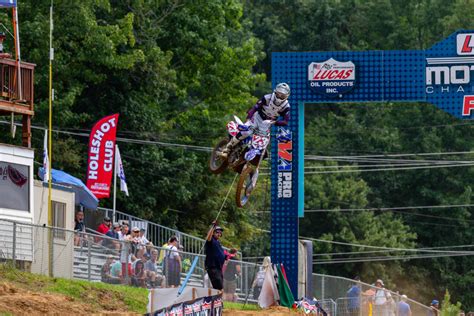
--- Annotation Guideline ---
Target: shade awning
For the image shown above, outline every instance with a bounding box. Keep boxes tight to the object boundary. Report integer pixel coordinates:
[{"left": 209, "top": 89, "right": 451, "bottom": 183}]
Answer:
[{"left": 38, "top": 168, "right": 98, "bottom": 210}]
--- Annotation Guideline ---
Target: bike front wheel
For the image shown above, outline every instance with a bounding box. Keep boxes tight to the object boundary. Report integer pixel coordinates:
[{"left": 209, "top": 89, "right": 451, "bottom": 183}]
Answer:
[{"left": 236, "top": 165, "right": 257, "bottom": 207}]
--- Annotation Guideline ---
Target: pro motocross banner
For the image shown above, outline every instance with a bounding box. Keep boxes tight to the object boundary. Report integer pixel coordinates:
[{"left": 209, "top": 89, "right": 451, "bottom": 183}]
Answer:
[
  {"left": 86, "top": 114, "right": 119, "bottom": 199},
  {"left": 151, "top": 295, "right": 222, "bottom": 316}
]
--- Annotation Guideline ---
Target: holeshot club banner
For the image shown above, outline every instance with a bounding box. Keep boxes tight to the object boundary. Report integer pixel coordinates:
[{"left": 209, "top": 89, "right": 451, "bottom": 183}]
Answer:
[{"left": 86, "top": 114, "right": 119, "bottom": 199}]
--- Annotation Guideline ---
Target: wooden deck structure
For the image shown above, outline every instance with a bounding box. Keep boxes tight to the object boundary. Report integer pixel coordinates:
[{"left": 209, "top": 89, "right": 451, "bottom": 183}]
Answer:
[{"left": 0, "top": 58, "right": 35, "bottom": 147}]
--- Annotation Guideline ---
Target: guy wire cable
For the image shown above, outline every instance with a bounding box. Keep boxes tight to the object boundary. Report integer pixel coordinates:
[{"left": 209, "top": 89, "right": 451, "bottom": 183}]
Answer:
[
  {"left": 177, "top": 173, "right": 238, "bottom": 297},
  {"left": 254, "top": 228, "right": 474, "bottom": 255},
  {"left": 243, "top": 174, "right": 270, "bottom": 306}
]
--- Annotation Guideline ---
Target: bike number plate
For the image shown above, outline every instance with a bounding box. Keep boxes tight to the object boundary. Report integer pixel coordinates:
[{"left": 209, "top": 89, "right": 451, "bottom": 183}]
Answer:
[
  {"left": 252, "top": 135, "right": 269, "bottom": 149},
  {"left": 227, "top": 121, "right": 239, "bottom": 137}
]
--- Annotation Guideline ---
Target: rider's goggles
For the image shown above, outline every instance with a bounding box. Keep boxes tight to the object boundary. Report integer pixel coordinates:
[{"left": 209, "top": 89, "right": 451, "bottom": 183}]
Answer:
[{"left": 275, "top": 92, "right": 288, "bottom": 101}]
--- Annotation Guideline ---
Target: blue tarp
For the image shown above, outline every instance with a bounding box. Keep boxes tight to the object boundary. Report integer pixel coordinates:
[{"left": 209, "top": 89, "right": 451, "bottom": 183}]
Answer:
[
  {"left": 0, "top": 0, "right": 16, "bottom": 7},
  {"left": 38, "top": 168, "right": 99, "bottom": 210}
]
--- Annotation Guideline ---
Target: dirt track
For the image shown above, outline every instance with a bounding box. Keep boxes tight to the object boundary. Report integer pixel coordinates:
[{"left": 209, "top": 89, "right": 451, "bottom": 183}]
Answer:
[
  {"left": 0, "top": 282, "right": 138, "bottom": 315},
  {"left": 0, "top": 281, "right": 301, "bottom": 315}
]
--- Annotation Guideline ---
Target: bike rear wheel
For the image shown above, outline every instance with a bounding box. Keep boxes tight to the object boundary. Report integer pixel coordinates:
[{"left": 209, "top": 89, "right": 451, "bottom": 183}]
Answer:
[
  {"left": 209, "top": 138, "right": 229, "bottom": 174},
  {"left": 236, "top": 165, "right": 256, "bottom": 207}
]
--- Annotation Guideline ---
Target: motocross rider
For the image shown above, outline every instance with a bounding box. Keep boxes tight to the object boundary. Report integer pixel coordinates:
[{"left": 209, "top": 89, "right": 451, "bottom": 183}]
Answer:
[{"left": 220, "top": 82, "right": 291, "bottom": 158}]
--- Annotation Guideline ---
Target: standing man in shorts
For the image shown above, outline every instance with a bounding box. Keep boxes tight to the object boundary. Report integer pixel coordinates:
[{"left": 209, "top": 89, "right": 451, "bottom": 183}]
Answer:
[
  {"left": 223, "top": 248, "right": 241, "bottom": 301},
  {"left": 205, "top": 221, "right": 226, "bottom": 291}
]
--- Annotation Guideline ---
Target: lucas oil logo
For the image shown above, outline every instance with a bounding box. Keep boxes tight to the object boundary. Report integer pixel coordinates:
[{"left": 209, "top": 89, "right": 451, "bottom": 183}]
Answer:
[
  {"left": 277, "top": 127, "right": 292, "bottom": 198},
  {"left": 308, "top": 58, "right": 356, "bottom": 97}
]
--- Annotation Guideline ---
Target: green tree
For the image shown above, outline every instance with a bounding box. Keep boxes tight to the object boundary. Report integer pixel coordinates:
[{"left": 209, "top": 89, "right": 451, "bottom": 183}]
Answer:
[
  {"left": 441, "top": 290, "right": 462, "bottom": 316},
  {"left": 0, "top": 0, "right": 265, "bottom": 246}
]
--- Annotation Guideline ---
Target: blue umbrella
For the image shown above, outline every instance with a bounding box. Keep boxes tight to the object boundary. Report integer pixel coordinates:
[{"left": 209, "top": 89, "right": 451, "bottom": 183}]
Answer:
[{"left": 38, "top": 168, "right": 99, "bottom": 210}]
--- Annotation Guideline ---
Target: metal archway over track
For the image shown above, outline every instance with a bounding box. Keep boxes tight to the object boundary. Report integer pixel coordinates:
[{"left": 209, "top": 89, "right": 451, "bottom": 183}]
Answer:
[{"left": 270, "top": 30, "right": 474, "bottom": 296}]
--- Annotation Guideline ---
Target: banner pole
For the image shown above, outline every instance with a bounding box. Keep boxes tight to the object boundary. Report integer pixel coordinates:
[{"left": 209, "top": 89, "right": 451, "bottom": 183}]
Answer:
[
  {"left": 47, "top": 1, "right": 54, "bottom": 278},
  {"left": 113, "top": 144, "right": 117, "bottom": 222},
  {"left": 177, "top": 256, "right": 199, "bottom": 297}
]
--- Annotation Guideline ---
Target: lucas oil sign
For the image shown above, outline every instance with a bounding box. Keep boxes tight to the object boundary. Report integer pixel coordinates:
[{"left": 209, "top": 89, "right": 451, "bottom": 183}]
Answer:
[{"left": 308, "top": 58, "right": 356, "bottom": 96}]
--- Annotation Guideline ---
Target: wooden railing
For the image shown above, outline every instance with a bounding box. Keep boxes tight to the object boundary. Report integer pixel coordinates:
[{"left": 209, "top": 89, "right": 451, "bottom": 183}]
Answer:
[{"left": 0, "top": 57, "right": 35, "bottom": 115}]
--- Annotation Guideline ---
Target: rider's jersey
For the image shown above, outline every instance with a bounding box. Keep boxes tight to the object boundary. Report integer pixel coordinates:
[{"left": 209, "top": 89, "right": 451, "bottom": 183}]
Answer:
[{"left": 246, "top": 94, "right": 290, "bottom": 126}]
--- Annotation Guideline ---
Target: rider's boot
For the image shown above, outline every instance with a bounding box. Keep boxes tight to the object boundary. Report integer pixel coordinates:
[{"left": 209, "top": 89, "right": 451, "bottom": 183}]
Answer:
[{"left": 220, "top": 136, "right": 239, "bottom": 159}]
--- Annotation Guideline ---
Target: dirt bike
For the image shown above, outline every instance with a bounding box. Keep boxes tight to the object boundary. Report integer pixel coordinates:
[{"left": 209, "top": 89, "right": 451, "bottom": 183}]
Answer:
[{"left": 209, "top": 115, "right": 272, "bottom": 208}]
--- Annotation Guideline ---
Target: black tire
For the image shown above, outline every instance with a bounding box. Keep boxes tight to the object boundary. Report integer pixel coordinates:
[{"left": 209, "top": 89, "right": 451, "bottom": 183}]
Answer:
[
  {"left": 236, "top": 165, "right": 256, "bottom": 208},
  {"left": 209, "top": 138, "right": 229, "bottom": 174}
]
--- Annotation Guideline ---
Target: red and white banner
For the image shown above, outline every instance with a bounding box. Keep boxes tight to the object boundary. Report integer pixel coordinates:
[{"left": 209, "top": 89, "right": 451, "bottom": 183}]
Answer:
[{"left": 86, "top": 114, "right": 119, "bottom": 199}]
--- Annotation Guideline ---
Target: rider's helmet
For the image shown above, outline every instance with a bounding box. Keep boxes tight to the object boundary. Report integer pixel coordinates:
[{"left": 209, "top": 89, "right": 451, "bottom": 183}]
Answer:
[{"left": 272, "top": 83, "right": 290, "bottom": 106}]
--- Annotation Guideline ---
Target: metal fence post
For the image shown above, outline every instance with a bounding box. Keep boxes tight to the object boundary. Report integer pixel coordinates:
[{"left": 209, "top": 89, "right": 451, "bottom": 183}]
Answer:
[
  {"left": 124, "top": 242, "right": 129, "bottom": 284},
  {"left": 87, "top": 240, "right": 91, "bottom": 281},
  {"left": 242, "top": 261, "right": 246, "bottom": 297},
  {"left": 322, "top": 275, "right": 325, "bottom": 300},
  {"left": 12, "top": 222, "right": 16, "bottom": 267}
]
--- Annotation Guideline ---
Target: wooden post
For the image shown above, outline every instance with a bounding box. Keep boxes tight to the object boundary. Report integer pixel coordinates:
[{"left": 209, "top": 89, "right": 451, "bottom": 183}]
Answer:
[
  {"left": 21, "top": 114, "right": 31, "bottom": 148},
  {"left": 150, "top": 288, "right": 155, "bottom": 314}
]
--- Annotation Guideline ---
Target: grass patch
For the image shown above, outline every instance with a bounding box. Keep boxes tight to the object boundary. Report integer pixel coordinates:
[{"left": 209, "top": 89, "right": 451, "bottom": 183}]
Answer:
[
  {"left": 224, "top": 302, "right": 261, "bottom": 310},
  {"left": 0, "top": 265, "right": 269, "bottom": 314},
  {"left": 0, "top": 264, "right": 148, "bottom": 313}
]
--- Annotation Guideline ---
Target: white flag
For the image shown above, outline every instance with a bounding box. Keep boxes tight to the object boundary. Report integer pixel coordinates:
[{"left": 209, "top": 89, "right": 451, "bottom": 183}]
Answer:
[
  {"left": 115, "top": 145, "right": 129, "bottom": 196},
  {"left": 43, "top": 129, "right": 49, "bottom": 182},
  {"left": 258, "top": 257, "right": 280, "bottom": 308}
]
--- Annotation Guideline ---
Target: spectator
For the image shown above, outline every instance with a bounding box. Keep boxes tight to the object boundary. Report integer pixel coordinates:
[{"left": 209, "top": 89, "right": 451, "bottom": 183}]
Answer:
[
  {"left": 97, "top": 216, "right": 111, "bottom": 235},
  {"left": 130, "top": 227, "right": 141, "bottom": 255},
  {"left": 428, "top": 300, "right": 439, "bottom": 316},
  {"left": 110, "top": 258, "right": 123, "bottom": 280},
  {"left": 178, "top": 244, "right": 192, "bottom": 273},
  {"left": 223, "top": 248, "right": 241, "bottom": 302},
  {"left": 138, "top": 228, "right": 149, "bottom": 247},
  {"left": 145, "top": 242, "right": 154, "bottom": 257},
  {"left": 164, "top": 236, "right": 182, "bottom": 288},
  {"left": 118, "top": 222, "right": 130, "bottom": 240},
  {"left": 105, "top": 223, "right": 121, "bottom": 251},
  {"left": 347, "top": 276, "right": 361, "bottom": 316},
  {"left": 158, "top": 240, "right": 169, "bottom": 265},
  {"left": 374, "top": 279, "right": 392, "bottom": 316},
  {"left": 132, "top": 249, "right": 146, "bottom": 267},
  {"left": 131, "top": 259, "right": 147, "bottom": 288},
  {"left": 144, "top": 249, "right": 166, "bottom": 288},
  {"left": 95, "top": 216, "right": 112, "bottom": 243},
  {"left": 119, "top": 228, "right": 133, "bottom": 285},
  {"left": 141, "top": 252, "right": 150, "bottom": 267},
  {"left": 362, "top": 287, "right": 376, "bottom": 315},
  {"left": 101, "top": 255, "right": 120, "bottom": 284},
  {"left": 397, "top": 295, "right": 412, "bottom": 316},
  {"left": 74, "top": 210, "right": 86, "bottom": 246},
  {"left": 182, "top": 258, "right": 192, "bottom": 273},
  {"left": 205, "top": 221, "right": 226, "bottom": 291},
  {"left": 251, "top": 266, "right": 265, "bottom": 300},
  {"left": 135, "top": 247, "right": 146, "bottom": 262}
]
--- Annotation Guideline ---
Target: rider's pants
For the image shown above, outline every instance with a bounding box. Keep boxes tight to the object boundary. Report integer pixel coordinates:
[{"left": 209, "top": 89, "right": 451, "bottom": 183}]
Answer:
[{"left": 237, "top": 112, "right": 269, "bottom": 140}]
